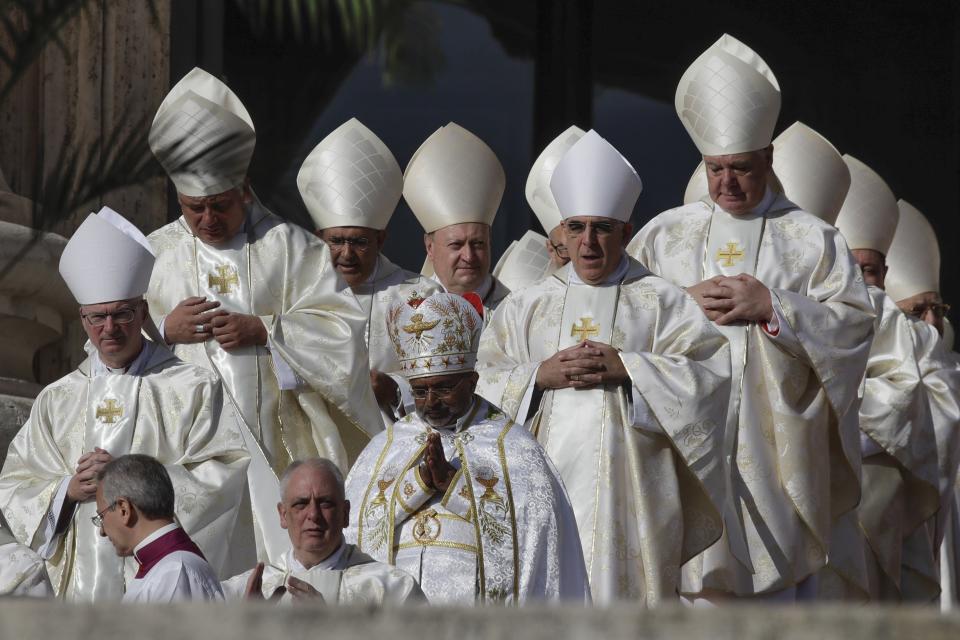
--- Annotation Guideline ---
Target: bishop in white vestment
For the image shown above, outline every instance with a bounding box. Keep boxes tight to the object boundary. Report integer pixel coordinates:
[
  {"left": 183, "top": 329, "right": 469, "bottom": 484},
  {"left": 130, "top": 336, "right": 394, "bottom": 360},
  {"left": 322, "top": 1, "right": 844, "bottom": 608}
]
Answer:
[
  {"left": 477, "top": 130, "right": 731, "bottom": 605},
  {"left": 0, "top": 207, "right": 250, "bottom": 601},
  {"left": 629, "top": 35, "right": 875, "bottom": 600},
  {"left": 345, "top": 293, "right": 590, "bottom": 604},
  {"left": 884, "top": 200, "right": 960, "bottom": 603},
  {"left": 406, "top": 123, "right": 510, "bottom": 319},
  {"left": 145, "top": 69, "right": 383, "bottom": 563},
  {"left": 298, "top": 118, "right": 441, "bottom": 420}
]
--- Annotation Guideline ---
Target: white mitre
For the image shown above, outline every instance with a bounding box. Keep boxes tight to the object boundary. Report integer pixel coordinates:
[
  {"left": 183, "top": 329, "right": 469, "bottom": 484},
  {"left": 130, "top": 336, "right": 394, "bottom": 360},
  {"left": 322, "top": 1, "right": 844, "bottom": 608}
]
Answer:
[
  {"left": 550, "top": 129, "right": 641, "bottom": 222},
  {"left": 771, "top": 122, "right": 850, "bottom": 225},
  {"left": 59, "top": 206, "right": 155, "bottom": 305},
  {"left": 675, "top": 34, "right": 781, "bottom": 156},
  {"left": 387, "top": 292, "right": 483, "bottom": 379},
  {"left": 149, "top": 67, "right": 256, "bottom": 198},
  {"left": 885, "top": 199, "right": 940, "bottom": 302},
  {"left": 834, "top": 155, "right": 899, "bottom": 255},
  {"left": 493, "top": 230, "right": 552, "bottom": 291},
  {"left": 403, "top": 123, "right": 505, "bottom": 233},
  {"left": 526, "top": 126, "right": 585, "bottom": 233},
  {"left": 683, "top": 160, "right": 709, "bottom": 204},
  {"left": 297, "top": 118, "right": 402, "bottom": 231}
]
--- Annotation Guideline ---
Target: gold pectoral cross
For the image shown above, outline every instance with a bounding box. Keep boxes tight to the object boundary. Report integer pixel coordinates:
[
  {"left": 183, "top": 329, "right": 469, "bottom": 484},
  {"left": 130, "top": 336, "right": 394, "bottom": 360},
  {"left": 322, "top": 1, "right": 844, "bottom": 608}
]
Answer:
[
  {"left": 570, "top": 317, "right": 600, "bottom": 341},
  {"left": 208, "top": 265, "right": 240, "bottom": 294},
  {"left": 96, "top": 399, "right": 123, "bottom": 424},
  {"left": 717, "top": 241, "right": 745, "bottom": 267}
]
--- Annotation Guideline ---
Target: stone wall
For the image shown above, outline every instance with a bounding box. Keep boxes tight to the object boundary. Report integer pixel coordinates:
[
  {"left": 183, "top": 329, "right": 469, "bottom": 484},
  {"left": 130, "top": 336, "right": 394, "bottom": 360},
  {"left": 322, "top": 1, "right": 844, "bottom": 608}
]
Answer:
[{"left": 0, "top": 601, "right": 958, "bottom": 640}]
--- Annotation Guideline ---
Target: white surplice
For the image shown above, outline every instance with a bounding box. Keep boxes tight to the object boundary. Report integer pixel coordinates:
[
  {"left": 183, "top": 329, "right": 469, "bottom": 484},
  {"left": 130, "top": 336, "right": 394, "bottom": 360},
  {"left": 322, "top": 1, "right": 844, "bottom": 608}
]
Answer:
[
  {"left": 344, "top": 397, "right": 590, "bottom": 605},
  {"left": 146, "top": 203, "right": 383, "bottom": 564},
  {"left": 0, "top": 341, "right": 250, "bottom": 601},
  {"left": 123, "top": 524, "right": 224, "bottom": 603},
  {"left": 476, "top": 258, "right": 731, "bottom": 605},
  {"left": 222, "top": 542, "right": 425, "bottom": 605},
  {"left": 629, "top": 192, "right": 875, "bottom": 597}
]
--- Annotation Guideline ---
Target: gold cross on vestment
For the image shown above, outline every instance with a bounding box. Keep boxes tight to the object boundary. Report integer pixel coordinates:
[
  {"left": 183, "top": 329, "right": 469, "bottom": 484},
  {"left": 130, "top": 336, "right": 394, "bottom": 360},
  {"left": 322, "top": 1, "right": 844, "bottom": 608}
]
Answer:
[
  {"left": 96, "top": 399, "right": 123, "bottom": 424},
  {"left": 717, "top": 242, "right": 745, "bottom": 267},
  {"left": 208, "top": 265, "right": 240, "bottom": 294},
  {"left": 571, "top": 317, "right": 600, "bottom": 341}
]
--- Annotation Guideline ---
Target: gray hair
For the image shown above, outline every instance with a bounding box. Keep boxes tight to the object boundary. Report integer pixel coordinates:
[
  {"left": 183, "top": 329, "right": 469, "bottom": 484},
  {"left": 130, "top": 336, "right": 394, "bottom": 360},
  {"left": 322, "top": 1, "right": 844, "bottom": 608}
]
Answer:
[
  {"left": 278, "top": 458, "right": 345, "bottom": 503},
  {"left": 98, "top": 454, "right": 175, "bottom": 520}
]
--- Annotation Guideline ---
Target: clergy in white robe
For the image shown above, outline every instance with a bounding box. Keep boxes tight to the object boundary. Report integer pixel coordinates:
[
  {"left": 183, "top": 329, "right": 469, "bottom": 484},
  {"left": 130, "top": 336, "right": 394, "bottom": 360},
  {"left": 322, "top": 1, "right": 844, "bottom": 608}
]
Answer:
[
  {"left": 298, "top": 118, "right": 442, "bottom": 420},
  {"left": 0, "top": 511, "right": 52, "bottom": 598},
  {"left": 817, "top": 157, "right": 940, "bottom": 602},
  {"left": 146, "top": 69, "right": 383, "bottom": 564},
  {"left": 223, "top": 458, "right": 424, "bottom": 605},
  {"left": 94, "top": 455, "right": 224, "bottom": 603},
  {"left": 477, "top": 130, "right": 731, "bottom": 605},
  {"left": 629, "top": 35, "right": 875, "bottom": 600},
  {"left": 345, "top": 293, "right": 590, "bottom": 604},
  {"left": 405, "top": 123, "right": 510, "bottom": 319},
  {"left": 884, "top": 200, "right": 960, "bottom": 603},
  {"left": 0, "top": 207, "right": 249, "bottom": 601}
]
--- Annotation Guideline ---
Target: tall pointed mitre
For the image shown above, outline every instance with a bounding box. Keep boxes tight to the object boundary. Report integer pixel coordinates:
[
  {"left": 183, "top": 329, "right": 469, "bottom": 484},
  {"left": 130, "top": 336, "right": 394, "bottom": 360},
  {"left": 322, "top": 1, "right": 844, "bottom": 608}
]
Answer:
[
  {"left": 834, "top": 155, "right": 899, "bottom": 255},
  {"left": 403, "top": 123, "right": 505, "bottom": 233},
  {"left": 493, "top": 230, "right": 552, "bottom": 291},
  {"left": 884, "top": 199, "right": 940, "bottom": 302},
  {"left": 149, "top": 67, "right": 256, "bottom": 197},
  {"left": 526, "top": 125, "right": 585, "bottom": 233},
  {"left": 297, "top": 118, "right": 402, "bottom": 231},
  {"left": 550, "top": 129, "right": 642, "bottom": 222},
  {"left": 387, "top": 292, "right": 483, "bottom": 379},
  {"left": 683, "top": 160, "right": 709, "bottom": 204},
  {"left": 59, "top": 206, "right": 155, "bottom": 305},
  {"left": 770, "top": 122, "right": 850, "bottom": 225},
  {"left": 675, "top": 34, "right": 781, "bottom": 156}
]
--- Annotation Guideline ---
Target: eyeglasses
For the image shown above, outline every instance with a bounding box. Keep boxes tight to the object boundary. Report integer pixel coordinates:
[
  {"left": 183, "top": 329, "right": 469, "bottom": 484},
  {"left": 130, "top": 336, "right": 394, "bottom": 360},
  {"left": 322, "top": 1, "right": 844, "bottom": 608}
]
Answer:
[
  {"left": 906, "top": 302, "right": 951, "bottom": 319},
  {"left": 326, "top": 236, "right": 372, "bottom": 251},
  {"left": 91, "top": 501, "right": 117, "bottom": 528},
  {"left": 549, "top": 239, "right": 569, "bottom": 258},
  {"left": 80, "top": 308, "right": 138, "bottom": 326},
  {"left": 410, "top": 377, "right": 469, "bottom": 400},
  {"left": 562, "top": 220, "right": 622, "bottom": 237}
]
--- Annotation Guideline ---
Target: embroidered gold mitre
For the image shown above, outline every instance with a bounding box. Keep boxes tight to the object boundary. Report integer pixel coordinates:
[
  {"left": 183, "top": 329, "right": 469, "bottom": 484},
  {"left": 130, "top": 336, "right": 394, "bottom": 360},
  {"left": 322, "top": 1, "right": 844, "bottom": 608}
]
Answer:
[{"left": 386, "top": 292, "right": 482, "bottom": 379}]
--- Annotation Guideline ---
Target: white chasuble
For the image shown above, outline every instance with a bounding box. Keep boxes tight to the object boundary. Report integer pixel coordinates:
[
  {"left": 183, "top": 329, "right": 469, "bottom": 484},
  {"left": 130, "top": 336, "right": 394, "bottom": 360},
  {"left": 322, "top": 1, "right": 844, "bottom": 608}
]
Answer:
[
  {"left": 628, "top": 195, "right": 875, "bottom": 596},
  {"left": 344, "top": 398, "right": 590, "bottom": 605},
  {"left": 476, "top": 259, "right": 731, "bottom": 605},
  {"left": 222, "top": 544, "right": 425, "bottom": 605},
  {"left": 818, "top": 287, "right": 939, "bottom": 601},
  {"left": 0, "top": 343, "right": 250, "bottom": 601},
  {"left": 146, "top": 206, "right": 384, "bottom": 564},
  {"left": 899, "top": 319, "right": 960, "bottom": 602}
]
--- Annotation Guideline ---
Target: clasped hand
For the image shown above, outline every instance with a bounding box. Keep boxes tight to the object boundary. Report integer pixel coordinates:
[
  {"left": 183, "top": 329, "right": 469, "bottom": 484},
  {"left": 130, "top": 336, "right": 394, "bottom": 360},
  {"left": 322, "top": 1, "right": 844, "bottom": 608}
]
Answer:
[
  {"left": 686, "top": 274, "right": 772, "bottom": 325},
  {"left": 67, "top": 447, "right": 112, "bottom": 503},
  {"left": 535, "top": 340, "right": 628, "bottom": 390},
  {"left": 165, "top": 296, "right": 267, "bottom": 350},
  {"left": 419, "top": 432, "right": 455, "bottom": 492}
]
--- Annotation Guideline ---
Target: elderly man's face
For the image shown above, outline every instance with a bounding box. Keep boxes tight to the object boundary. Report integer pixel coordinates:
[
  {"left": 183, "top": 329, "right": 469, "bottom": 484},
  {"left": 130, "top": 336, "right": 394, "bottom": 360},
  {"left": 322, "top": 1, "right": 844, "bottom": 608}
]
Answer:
[
  {"left": 80, "top": 297, "right": 147, "bottom": 369},
  {"left": 851, "top": 249, "right": 887, "bottom": 289},
  {"left": 546, "top": 225, "right": 570, "bottom": 270},
  {"left": 704, "top": 147, "right": 773, "bottom": 215},
  {"left": 411, "top": 372, "right": 478, "bottom": 428},
  {"left": 318, "top": 226, "right": 385, "bottom": 289},
  {"left": 563, "top": 216, "right": 632, "bottom": 285},
  {"left": 178, "top": 187, "right": 249, "bottom": 246},
  {"left": 897, "top": 291, "right": 949, "bottom": 336},
  {"left": 425, "top": 223, "right": 491, "bottom": 294},
  {"left": 278, "top": 464, "right": 349, "bottom": 566},
  {"left": 95, "top": 484, "right": 133, "bottom": 557}
]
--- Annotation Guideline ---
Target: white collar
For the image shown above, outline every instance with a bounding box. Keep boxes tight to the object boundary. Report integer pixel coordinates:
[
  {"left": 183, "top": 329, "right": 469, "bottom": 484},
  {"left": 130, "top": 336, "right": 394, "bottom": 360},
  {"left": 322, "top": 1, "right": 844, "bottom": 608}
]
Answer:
[
  {"left": 568, "top": 255, "right": 630, "bottom": 286},
  {"left": 288, "top": 540, "right": 347, "bottom": 572},
  {"left": 133, "top": 522, "right": 180, "bottom": 557},
  {"left": 89, "top": 340, "right": 155, "bottom": 378}
]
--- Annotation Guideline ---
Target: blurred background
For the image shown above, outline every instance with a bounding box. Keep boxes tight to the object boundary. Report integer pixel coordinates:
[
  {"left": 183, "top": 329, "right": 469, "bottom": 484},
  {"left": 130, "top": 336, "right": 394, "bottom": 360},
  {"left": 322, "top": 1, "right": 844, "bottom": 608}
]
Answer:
[{"left": 0, "top": 0, "right": 956, "bottom": 393}]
